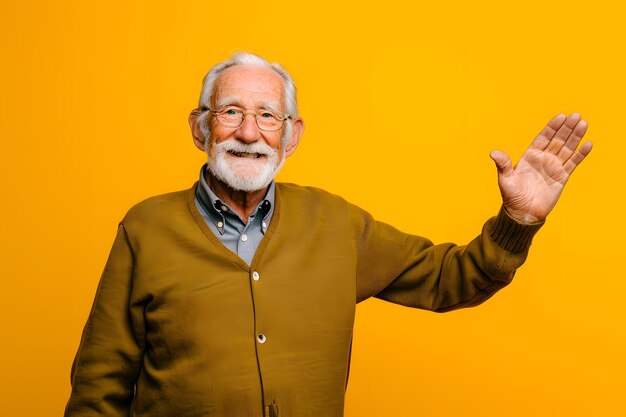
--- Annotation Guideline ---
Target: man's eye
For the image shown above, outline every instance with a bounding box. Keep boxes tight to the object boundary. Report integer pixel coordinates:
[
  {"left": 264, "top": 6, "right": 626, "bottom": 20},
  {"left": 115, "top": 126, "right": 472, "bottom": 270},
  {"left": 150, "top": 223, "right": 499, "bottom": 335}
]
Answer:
[
  {"left": 260, "top": 112, "right": 274, "bottom": 118},
  {"left": 225, "top": 109, "right": 238, "bottom": 115}
]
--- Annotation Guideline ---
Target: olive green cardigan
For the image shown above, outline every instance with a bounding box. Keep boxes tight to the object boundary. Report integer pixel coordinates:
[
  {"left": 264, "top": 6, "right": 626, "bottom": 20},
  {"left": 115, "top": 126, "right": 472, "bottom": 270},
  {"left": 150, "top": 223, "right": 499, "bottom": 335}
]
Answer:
[{"left": 65, "top": 182, "right": 541, "bottom": 417}]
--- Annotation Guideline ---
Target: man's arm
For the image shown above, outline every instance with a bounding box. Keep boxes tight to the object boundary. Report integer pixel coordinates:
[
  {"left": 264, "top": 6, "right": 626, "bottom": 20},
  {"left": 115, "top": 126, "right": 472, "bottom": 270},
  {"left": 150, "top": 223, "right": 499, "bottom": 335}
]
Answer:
[
  {"left": 355, "top": 113, "right": 591, "bottom": 309},
  {"left": 354, "top": 206, "right": 542, "bottom": 310},
  {"left": 65, "top": 224, "right": 144, "bottom": 417}
]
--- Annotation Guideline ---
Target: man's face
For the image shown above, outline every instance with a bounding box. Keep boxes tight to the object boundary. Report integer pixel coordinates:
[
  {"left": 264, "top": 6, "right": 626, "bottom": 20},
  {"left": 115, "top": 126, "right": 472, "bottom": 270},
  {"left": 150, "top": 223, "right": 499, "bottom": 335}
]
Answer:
[{"left": 205, "top": 65, "right": 288, "bottom": 192}]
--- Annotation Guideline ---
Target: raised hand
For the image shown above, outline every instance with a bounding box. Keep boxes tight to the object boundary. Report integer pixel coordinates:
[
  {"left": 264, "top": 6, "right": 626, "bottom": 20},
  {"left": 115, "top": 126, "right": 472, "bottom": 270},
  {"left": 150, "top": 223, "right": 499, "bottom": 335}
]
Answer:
[{"left": 489, "top": 113, "right": 592, "bottom": 224}]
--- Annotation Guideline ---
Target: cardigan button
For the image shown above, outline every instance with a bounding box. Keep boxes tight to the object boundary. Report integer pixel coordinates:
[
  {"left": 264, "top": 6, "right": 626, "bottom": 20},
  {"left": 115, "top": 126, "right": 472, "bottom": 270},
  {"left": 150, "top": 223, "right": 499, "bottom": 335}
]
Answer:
[
  {"left": 257, "top": 333, "right": 267, "bottom": 344},
  {"left": 252, "top": 271, "right": 260, "bottom": 281}
]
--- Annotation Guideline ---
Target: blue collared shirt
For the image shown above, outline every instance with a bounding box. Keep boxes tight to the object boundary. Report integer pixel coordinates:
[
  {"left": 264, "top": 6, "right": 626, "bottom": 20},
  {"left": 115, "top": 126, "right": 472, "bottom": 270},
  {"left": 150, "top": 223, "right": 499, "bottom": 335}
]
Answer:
[{"left": 194, "top": 164, "right": 275, "bottom": 265}]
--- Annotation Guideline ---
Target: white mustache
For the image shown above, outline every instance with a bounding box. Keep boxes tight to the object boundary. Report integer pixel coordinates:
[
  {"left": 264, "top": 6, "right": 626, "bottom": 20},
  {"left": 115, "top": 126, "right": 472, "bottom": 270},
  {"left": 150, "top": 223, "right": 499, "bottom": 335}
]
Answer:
[{"left": 216, "top": 140, "right": 277, "bottom": 157}]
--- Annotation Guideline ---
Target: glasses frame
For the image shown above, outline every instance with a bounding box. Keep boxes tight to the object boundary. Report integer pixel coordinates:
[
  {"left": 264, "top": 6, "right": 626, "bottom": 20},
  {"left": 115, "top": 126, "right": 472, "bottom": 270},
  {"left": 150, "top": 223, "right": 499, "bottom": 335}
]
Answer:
[{"left": 202, "top": 106, "right": 291, "bottom": 132}]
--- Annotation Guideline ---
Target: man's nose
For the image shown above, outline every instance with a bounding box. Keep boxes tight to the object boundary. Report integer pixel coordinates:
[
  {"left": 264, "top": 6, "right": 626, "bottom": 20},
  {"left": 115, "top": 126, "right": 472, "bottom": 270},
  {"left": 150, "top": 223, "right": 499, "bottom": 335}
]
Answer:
[{"left": 235, "top": 113, "right": 261, "bottom": 143}]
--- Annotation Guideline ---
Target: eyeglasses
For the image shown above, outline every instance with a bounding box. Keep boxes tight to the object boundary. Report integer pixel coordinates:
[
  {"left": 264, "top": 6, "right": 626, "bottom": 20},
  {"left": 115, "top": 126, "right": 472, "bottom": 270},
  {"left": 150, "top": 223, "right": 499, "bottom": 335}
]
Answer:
[{"left": 205, "top": 106, "right": 291, "bottom": 132}]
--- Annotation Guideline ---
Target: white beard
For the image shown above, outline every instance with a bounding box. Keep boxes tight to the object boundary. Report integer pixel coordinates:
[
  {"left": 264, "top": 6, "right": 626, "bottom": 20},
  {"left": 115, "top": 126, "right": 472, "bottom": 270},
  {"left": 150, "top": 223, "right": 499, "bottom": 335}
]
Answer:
[{"left": 207, "top": 139, "right": 284, "bottom": 192}]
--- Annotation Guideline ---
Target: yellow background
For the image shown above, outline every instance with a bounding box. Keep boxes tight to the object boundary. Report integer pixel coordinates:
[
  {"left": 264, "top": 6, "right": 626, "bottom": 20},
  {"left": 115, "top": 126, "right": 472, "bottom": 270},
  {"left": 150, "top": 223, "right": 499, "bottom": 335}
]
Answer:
[{"left": 1, "top": 1, "right": 624, "bottom": 416}]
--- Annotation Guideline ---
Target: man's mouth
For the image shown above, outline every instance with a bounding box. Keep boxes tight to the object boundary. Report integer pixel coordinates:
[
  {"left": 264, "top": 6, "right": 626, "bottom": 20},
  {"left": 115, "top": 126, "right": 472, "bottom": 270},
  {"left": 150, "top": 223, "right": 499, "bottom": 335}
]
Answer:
[{"left": 227, "top": 150, "right": 265, "bottom": 159}]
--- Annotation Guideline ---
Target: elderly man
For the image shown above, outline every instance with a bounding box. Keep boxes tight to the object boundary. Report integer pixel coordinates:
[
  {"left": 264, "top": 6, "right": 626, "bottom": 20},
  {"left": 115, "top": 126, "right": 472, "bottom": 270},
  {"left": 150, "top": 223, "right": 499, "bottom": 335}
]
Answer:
[{"left": 65, "top": 52, "right": 591, "bottom": 417}]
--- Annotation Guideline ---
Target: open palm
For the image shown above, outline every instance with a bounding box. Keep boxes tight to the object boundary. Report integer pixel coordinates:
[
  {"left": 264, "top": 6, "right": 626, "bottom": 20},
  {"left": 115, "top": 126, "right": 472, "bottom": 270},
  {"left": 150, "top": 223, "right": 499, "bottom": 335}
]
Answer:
[{"left": 490, "top": 113, "right": 592, "bottom": 224}]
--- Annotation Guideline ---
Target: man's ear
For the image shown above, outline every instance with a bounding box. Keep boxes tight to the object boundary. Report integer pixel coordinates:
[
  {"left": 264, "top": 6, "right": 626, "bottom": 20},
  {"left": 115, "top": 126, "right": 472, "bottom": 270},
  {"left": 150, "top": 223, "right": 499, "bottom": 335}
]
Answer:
[
  {"left": 284, "top": 117, "right": 305, "bottom": 158},
  {"left": 189, "top": 109, "right": 207, "bottom": 152}
]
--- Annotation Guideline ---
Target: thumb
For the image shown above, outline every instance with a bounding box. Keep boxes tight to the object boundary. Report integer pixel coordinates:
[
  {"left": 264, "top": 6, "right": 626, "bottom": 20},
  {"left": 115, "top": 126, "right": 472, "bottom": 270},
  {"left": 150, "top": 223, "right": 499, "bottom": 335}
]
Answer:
[{"left": 490, "top": 150, "right": 514, "bottom": 176}]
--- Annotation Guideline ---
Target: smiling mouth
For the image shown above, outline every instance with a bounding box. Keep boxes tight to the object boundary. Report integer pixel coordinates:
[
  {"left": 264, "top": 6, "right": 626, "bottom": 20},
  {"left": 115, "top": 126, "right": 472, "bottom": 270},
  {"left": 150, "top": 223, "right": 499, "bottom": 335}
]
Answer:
[{"left": 228, "top": 150, "right": 265, "bottom": 159}]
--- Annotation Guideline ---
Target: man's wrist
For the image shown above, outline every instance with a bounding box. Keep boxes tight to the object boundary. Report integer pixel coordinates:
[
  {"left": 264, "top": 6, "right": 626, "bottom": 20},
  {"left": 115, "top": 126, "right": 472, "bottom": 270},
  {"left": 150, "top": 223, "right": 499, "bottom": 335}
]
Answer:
[
  {"left": 490, "top": 206, "right": 544, "bottom": 253},
  {"left": 502, "top": 206, "right": 545, "bottom": 224}
]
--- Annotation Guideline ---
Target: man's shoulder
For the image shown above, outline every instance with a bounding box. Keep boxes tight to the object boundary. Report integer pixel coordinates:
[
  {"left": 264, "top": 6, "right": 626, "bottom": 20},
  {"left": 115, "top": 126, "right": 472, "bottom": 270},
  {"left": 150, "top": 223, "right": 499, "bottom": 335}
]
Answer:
[
  {"left": 276, "top": 182, "right": 369, "bottom": 217},
  {"left": 122, "top": 184, "right": 195, "bottom": 226},
  {"left": 276, "top": 182, "right": 347, "bottom": 205}
]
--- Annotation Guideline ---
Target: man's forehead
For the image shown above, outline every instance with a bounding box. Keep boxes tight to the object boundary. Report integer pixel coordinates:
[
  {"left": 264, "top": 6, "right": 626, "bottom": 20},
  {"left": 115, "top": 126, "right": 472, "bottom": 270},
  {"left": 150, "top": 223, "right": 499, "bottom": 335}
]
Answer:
[
  {"left": 215, "top": 95, "right": 282, "bottom": 112},
  {"left": 213, "top": 65, "right": 284, "bottom": 107}
]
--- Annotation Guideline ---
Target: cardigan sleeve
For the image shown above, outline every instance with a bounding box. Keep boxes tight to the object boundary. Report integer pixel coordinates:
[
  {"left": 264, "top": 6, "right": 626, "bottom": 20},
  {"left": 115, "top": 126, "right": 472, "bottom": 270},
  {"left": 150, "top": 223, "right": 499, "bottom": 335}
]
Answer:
[
  {"left": 354, "top": 207, "right": 543, "bottom": 311},
  {"left": 65, "top": 224, "right": 144, "bottom": 416}
]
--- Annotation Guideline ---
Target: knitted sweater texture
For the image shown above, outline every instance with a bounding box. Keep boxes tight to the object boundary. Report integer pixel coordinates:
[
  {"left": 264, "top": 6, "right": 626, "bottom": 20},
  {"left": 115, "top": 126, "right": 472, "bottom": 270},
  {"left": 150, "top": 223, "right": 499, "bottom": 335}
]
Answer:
[{"left": 65, "top": 182, "right": 541, "bottom": 417}]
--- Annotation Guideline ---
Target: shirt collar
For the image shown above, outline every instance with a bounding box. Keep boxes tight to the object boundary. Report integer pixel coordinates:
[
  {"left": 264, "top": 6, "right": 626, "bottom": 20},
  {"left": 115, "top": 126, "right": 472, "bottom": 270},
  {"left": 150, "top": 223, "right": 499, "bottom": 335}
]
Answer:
[{"left": 196, "top": 163, "right": 275, "bottom": 232}]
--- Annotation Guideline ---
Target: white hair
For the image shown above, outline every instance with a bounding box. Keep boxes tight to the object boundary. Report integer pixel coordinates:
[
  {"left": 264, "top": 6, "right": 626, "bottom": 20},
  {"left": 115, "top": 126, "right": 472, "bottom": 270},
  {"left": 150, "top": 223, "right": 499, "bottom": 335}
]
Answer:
[{"left": 197, "top": 52, "right": 298, "bottom": 146}]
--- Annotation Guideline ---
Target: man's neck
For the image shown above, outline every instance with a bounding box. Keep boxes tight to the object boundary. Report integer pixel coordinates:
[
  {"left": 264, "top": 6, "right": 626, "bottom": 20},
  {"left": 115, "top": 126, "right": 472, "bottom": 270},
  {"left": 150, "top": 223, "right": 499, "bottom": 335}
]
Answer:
[{"left": 206, "top": 172, "right": 269, "bottom": 223}]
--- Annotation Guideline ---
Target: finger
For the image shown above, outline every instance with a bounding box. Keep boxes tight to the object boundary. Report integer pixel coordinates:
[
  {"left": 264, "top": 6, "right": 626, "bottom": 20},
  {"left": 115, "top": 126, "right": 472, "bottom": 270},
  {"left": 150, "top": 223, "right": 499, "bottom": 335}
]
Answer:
[
  {"left": 545, "top": 112, "right": 582, "bottom": 154},
  {"left": 490, "top": 150, "right": 514, "bottom": 176},
  {"left": 563, "top": 141, "right": 593, "bottom": 175},
  {"left": 529, "top": 113, "right": 567, "bottom": 151},
  {"left": 556, "top": 119, "right": 588, "bottom": 163}
]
